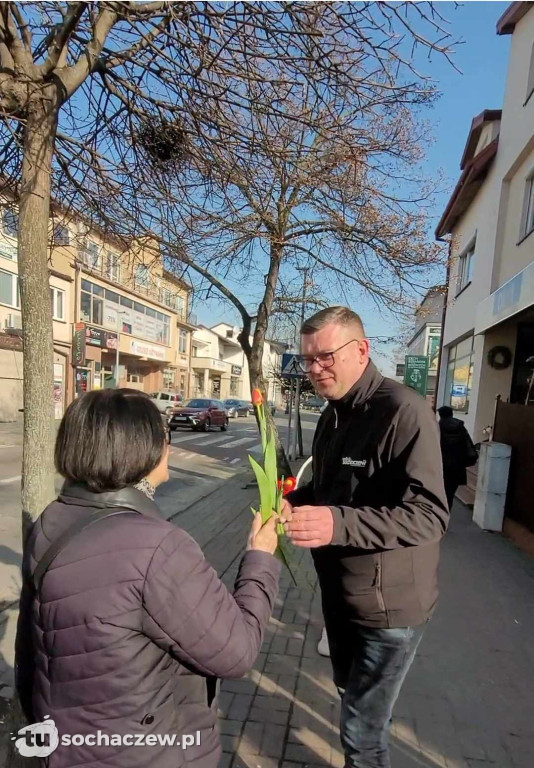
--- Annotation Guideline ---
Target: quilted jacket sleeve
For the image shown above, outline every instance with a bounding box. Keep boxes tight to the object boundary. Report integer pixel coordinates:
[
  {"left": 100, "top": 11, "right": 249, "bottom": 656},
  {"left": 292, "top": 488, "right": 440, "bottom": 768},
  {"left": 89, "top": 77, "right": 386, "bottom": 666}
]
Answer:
[{"left": 142, "top": 527, "right": 281, "bottom": 678}]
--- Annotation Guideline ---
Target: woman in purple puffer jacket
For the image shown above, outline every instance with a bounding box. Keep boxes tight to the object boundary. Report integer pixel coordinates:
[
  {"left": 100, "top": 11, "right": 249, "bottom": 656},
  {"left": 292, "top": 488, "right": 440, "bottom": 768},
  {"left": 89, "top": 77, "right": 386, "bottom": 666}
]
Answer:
[{"left": 15, "top": 389, "right": 280, "bottom": 768}]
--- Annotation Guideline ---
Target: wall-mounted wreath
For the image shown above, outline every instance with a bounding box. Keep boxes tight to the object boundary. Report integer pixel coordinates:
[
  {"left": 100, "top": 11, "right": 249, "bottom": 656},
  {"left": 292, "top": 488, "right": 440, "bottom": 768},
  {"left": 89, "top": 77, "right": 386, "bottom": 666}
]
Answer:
[{"left": 487, "top": 345, "right": 512, "bottom": 370}]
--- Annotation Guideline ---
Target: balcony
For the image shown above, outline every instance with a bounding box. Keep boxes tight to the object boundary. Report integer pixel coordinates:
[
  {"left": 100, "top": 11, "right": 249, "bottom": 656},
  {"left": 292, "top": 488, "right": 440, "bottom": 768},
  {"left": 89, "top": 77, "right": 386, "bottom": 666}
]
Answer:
[{"left": 191, "top": 357, "right": 230, "bottom": 373}]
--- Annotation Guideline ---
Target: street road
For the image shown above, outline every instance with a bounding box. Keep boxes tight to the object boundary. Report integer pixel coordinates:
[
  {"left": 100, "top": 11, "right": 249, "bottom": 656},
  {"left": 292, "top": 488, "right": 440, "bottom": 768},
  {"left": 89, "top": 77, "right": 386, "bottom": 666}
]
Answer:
[{"left": 0, "top": 411, "right": 319, "bottom": 607}]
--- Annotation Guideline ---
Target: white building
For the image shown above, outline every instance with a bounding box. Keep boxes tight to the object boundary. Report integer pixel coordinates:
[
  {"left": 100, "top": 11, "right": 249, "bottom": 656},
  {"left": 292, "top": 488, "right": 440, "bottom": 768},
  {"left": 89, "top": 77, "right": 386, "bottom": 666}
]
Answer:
[
  {"left": 191, "top": 323, "right": 285, "bottom": 403},
  {"left": 436, "top": 2, "right": 534, "bottom": 545}
]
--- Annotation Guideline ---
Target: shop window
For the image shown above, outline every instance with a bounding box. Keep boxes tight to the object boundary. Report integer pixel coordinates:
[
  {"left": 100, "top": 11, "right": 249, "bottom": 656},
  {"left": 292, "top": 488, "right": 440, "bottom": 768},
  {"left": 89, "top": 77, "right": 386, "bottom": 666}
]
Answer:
[
  {"left": 0, "top": 269, "right": 20, "bottom": 308},
  {"left": 444, "top": 336, "right": 474, "bottom": 413},
  {"left": 80, "top": 281, "right": 103, "bottom": 325}
]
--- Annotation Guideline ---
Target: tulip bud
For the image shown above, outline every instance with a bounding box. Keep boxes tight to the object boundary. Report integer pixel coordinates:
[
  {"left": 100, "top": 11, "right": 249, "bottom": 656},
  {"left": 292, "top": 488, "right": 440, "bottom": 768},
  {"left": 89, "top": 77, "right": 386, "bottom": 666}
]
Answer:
[{"left": 252, "top": 388, "right": 264, "bottom": 406}]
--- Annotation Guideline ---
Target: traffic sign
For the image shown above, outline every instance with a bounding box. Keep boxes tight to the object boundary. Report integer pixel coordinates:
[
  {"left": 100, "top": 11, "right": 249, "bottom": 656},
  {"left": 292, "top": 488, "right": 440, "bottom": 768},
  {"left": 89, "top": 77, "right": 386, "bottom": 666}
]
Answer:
[{"left": 281, "top": 353, "right": 305, "bottom": 378}]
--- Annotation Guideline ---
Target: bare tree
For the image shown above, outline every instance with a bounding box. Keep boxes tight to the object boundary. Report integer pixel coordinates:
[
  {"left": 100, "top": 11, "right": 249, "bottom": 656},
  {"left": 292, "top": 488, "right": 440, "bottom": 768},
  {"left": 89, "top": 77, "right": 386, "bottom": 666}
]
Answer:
[{"left": 0, "top": 1, "right": 457, "bottom": 526}]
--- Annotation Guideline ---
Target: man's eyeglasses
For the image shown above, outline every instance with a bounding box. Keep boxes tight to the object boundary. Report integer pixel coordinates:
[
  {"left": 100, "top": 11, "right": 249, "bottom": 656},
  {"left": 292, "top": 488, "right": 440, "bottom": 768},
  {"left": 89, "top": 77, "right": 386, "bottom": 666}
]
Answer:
[{"left": 297, "top": 339, "right": 361, "bottom": 372}]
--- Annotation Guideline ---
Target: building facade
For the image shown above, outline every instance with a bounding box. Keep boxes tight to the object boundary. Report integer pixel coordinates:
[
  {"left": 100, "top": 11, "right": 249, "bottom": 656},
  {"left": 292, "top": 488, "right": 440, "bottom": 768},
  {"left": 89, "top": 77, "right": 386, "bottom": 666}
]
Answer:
[
  {"left": 0, "top": 205, "right": 194, "bottom": 420},
  {"left": 436, "top": 3, "right": 534, "bottom": 439},
  {"left": 435, "top": 2, "right": 534, "bottom": 544},
  {"left": 191, "top": 323, "right": 285, "bottom": 403},
  {"left": 403, "top": 288, "right": 444, "bottom": 402}
]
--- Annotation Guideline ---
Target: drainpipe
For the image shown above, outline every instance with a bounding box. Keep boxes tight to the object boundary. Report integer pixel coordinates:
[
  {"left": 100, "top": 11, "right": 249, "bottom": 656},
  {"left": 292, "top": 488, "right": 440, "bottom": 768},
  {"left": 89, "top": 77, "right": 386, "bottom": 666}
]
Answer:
[{"left": 433, "top": 240, "right": 452, "bottom": 412}]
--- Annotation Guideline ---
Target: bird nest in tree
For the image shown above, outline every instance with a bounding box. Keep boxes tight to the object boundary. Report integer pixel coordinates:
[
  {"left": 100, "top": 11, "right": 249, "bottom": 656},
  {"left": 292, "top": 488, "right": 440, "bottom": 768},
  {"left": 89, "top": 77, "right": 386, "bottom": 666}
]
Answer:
[{"left": 136, "top": 118, "right": 189, "bottom": 167}]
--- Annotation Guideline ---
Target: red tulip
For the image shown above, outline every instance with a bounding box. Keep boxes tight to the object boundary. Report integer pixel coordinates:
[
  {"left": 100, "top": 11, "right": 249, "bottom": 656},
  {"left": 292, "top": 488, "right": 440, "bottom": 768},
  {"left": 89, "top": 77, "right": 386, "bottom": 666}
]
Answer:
[
  {"left": 252, "top": 388, "right": 264, "bottom": 406},
  {"left": 278, "top": 476, "right": 297, "bottom": 496}
]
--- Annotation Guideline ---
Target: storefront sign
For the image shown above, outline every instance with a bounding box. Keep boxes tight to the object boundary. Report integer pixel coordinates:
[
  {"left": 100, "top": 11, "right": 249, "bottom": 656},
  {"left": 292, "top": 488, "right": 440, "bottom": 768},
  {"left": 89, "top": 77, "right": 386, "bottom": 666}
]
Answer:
[
  {"left": 85, "top": 325, "right": 118, "bottom": 350},
  {"left": 130, "top": 340, "right": 166, "bottom": 361},
  {"left": 53, "top": 363, "right": 64, "bottom": 419},
  {"left": 231, "top": 365, "right": 242, "bottom": 376},
  {"left": 72, "top": 322, "right": 86, "bottom": 366},
  {"left": 404, "top": 355, "right": 429, "bottom": 397}
]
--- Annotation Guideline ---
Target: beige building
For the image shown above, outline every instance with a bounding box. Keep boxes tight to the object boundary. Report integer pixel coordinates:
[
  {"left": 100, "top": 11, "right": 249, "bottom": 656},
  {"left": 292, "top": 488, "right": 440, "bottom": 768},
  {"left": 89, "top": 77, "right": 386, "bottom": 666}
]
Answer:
[
  {"left": 191, "top": 323, "right": 285, "bottom": 403},
  {"left": 0, "top": 205, "right": 75, "bottom": 421},
  {"left": 436, "top": 2, "right": 534, "bottom": 544},
  {"left": 0, "top": 204, "right": 194, "bottom": 420}
]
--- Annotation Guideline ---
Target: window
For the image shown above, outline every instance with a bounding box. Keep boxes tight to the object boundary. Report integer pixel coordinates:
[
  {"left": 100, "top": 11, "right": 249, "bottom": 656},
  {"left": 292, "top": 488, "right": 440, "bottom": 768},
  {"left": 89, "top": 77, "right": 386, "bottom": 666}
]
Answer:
[
  {"left": 2, "top": 209, "right": 18, "bottom": 238},
  {"left": 106, "top": 252, "right": 120, "bottom": 282},
  {"left": 457, "top": 239, "right": 475, "bottom": 294},
  {"left": 526, "top": 42, "right": 534, "bottom": 105},
  {"left": 444, "top": 336, "right": 474, "bottom": 413},
  {"left": 0, "top": 269, "right": 20, "bottom": 308},
  {"left": 80, "top": 281, "right": 103, "bottom": 325},
  {"left": 179, "top": 329, "right": 188, "bottom": 354},
  {"left": 80, "top": 240, "right": 102, "bottom": 270},
  {"left": 53, "top": 224, "right": 70, "bottom": 246},
  {"left": 136, "top": 265, "right": 150, "bottom": 287},
  {"left": 50, "top": 287, "right": 65, "bottom": 320},
  {"left": 521, "top": 176, "right": 534, "bottom": 240},
  {"left": 105, "top": 289, "right": 119, "bottom": 303}
]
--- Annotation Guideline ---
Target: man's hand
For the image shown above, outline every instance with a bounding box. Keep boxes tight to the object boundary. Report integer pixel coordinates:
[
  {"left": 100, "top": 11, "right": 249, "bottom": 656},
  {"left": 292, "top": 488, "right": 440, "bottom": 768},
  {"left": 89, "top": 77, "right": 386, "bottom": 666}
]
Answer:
[{"left": 284, "top": 505, "right": 334, "bottom": 548}]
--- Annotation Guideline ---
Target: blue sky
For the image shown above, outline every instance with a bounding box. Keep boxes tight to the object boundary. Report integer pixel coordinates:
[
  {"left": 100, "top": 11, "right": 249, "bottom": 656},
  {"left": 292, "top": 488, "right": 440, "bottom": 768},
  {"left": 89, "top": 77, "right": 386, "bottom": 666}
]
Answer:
[{"left": 195, "top": 2, "right": 512, "bottom": 372}]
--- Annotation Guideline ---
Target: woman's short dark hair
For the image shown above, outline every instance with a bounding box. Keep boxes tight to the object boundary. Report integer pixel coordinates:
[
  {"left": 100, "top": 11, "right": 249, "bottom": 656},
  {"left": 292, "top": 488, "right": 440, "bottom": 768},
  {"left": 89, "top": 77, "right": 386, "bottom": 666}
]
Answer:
[{"left": 55, "top": 389, "right": 166, "bottom": 492}]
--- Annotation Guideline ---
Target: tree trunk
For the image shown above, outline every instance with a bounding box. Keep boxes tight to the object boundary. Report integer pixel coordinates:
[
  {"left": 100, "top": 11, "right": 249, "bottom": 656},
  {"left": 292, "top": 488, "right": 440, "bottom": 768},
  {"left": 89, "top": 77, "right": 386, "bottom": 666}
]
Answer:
[
  {"left": 19, "top": 91, "right": 59, "bottom": 535},
  {"left": 5, "top": 88, "right": 60, "bottom": 768}
]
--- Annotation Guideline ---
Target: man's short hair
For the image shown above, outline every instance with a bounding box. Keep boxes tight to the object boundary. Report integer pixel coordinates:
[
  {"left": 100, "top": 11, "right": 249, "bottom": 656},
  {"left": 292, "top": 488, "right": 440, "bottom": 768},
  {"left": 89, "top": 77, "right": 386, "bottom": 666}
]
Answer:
[
  {"left": 300, "top": 306, "right": 366, "bottom": 337},
  {"left": 437, "top": 405, "right": 453, "bottom": 419},
  {"left": 55, "top": 389, "right": 166, "bottom": 493}
]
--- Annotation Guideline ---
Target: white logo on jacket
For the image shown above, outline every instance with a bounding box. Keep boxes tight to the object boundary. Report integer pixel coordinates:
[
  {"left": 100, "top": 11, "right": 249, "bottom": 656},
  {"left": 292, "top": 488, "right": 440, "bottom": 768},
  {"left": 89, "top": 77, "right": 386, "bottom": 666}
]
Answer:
[{"left": 342, "top": 457, "right": 367, "bottom": 468}]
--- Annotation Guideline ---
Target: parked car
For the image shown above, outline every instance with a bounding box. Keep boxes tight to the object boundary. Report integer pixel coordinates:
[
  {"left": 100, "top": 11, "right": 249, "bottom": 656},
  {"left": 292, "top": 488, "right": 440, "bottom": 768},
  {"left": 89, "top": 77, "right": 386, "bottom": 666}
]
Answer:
[
  {"left": 169, "top": 399, "right": 229, "bottom": 432},
  {"left": 223, "top": 398, "right": 250, "bottom": 418},
  {"left": 150, "top": 391, "right": 183, "bottom": 415},
  {"left": 240, "top": 400, "right": 255, "bottom": 415},
  {"left": 303, "top": 396, "right": 326, "bottom": 412}
]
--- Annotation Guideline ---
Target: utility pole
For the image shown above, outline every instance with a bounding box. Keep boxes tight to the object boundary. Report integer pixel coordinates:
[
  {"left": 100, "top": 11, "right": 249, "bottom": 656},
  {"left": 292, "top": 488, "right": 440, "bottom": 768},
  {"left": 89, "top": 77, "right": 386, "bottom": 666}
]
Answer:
[{"left": 290, "top": 267, "right": 308, "bottom": 459}]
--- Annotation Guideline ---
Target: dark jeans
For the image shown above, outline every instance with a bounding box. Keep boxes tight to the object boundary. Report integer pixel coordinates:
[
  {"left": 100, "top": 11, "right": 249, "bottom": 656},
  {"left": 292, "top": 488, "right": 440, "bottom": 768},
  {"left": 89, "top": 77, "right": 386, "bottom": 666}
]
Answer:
[{"left": 334, "top": 624, "right": 426, "bottom": 768}]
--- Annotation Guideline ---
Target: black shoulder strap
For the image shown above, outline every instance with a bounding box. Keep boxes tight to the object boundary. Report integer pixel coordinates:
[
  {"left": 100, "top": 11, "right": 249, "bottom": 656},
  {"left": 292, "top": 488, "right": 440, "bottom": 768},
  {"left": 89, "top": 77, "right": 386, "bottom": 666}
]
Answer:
[{"left": 32, "top": 507, "right": 137, "bottom": 593}]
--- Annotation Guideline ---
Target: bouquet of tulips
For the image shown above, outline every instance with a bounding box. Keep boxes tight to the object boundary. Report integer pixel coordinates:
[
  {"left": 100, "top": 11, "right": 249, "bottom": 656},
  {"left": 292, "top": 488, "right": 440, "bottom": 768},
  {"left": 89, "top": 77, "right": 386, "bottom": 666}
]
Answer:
[{"left": 248, "top": 388, "right": 297, "bottom": 580}]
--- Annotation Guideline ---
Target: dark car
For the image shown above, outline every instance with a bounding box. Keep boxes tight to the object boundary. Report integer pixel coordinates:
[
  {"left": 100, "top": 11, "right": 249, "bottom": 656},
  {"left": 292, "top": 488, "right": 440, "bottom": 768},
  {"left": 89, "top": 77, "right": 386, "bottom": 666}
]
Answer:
[
  {"left": 169, "top": 399, "right": 229, "bottom": 432},
  {"left": 223, "top": 399, "right": 250, "bottom": 418},
  {"left": 303, "top": 396, "right": 326, "bottom": 412}
]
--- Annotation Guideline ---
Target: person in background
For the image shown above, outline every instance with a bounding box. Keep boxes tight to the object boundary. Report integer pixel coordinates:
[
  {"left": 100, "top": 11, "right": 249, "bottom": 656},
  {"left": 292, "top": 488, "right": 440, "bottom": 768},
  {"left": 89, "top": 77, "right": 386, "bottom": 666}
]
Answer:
[
  {"left": 16, "top": 389, "right": 280, "bottom": 768},
  {"left": 437, "top": 405, "right": 478, "bottom": 510},
  {"left": 281, "top": 306, "right": 449, "bottom": 768}
]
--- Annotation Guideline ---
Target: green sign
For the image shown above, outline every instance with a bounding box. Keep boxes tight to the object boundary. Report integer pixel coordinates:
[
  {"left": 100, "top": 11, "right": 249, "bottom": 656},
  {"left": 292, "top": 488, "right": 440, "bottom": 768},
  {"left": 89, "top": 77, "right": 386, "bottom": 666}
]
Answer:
[{"left": 404, "top": 355, "right": 429, "bottom": 397}]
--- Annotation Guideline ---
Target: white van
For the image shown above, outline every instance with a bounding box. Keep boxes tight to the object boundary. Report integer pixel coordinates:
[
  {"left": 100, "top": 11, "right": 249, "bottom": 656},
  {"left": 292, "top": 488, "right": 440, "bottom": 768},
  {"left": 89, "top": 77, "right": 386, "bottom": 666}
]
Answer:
[{"left": 150, "top": 391, "right": 183, "bottom": 414}]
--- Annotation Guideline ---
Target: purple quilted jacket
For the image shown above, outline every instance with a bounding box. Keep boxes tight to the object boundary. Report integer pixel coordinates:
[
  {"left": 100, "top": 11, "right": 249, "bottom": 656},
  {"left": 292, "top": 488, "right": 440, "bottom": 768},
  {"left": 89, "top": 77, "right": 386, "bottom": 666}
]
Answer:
[{"left": 15, "top": 483, "right": 280, "bottom": 768}]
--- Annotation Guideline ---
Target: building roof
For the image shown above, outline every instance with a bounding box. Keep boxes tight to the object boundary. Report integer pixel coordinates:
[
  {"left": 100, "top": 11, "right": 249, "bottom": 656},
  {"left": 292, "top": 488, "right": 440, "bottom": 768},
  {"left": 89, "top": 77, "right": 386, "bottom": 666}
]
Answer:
[
  {"left": 435, "top": 137, "right": 499, "bottom": 239},
  {"left": 459, "top": 110, "right": 502, "bottom": 170},
  {"left": 496, "top": 2, "right": 534, "bottom": 34}
]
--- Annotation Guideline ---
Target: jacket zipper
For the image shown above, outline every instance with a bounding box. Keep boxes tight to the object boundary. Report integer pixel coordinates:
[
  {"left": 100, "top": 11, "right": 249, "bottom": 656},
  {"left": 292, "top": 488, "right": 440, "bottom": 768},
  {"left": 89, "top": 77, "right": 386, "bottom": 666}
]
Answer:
[{"left": 374, "top": 560, "right": 386, "bottom": 614}]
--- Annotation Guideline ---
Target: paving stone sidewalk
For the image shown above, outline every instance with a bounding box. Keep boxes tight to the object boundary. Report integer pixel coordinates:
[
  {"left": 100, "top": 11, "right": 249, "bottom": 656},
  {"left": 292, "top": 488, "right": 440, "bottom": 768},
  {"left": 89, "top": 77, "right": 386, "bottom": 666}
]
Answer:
[{"left": 2, "top": 473, "right": 534, "bottom": 767}]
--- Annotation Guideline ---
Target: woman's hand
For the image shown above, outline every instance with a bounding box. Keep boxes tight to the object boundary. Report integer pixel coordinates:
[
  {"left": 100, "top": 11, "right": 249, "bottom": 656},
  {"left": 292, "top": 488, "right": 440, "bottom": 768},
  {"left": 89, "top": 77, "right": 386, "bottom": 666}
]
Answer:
[{"left": 247, "top": 513, "right": 279, "bottom": 555}]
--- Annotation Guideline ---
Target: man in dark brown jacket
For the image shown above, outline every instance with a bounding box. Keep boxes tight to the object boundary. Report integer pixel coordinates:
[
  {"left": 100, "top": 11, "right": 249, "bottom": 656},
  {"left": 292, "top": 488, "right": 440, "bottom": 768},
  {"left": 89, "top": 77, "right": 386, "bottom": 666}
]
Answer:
[{"left": 283, "top": 307, "right": 449, "bottom": 768}]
